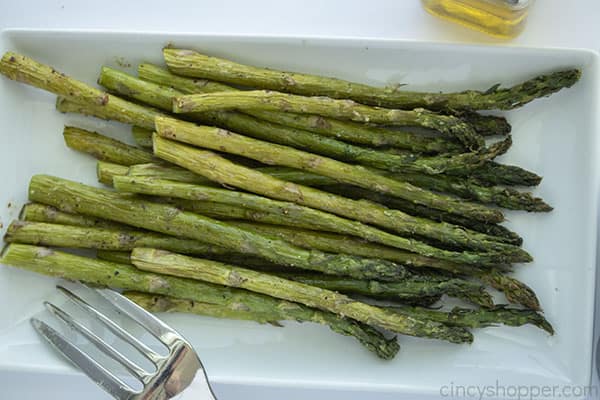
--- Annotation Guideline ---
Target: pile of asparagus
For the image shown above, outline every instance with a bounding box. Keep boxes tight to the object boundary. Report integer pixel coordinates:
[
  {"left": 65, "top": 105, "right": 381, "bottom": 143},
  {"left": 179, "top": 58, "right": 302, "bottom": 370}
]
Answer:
[{"left": 0, "top": 48, "right": 578, "bottom": 360}]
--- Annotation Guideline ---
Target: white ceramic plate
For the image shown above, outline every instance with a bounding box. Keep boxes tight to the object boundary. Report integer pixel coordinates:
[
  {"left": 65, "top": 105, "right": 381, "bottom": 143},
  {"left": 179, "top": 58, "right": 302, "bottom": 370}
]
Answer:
[{"left": 0, "top": 29, "right": 598, "bottom": 398}]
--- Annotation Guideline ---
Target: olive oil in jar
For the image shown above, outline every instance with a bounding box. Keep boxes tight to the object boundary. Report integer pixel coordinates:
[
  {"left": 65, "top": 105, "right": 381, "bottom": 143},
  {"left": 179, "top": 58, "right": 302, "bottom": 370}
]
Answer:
[{"left": 422, "top": 0, "right": 533, "bottom": 38}]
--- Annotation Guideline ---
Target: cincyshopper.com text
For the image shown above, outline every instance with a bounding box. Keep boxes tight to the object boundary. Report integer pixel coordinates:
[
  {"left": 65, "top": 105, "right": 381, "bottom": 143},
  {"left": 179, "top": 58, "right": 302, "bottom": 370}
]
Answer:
[{"left": 440, "top": 380, "right": 597, "bottom": 399}]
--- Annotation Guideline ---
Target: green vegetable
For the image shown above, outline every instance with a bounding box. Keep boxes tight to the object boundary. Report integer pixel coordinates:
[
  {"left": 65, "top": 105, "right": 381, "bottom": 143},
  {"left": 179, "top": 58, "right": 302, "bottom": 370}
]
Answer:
[
  {"left": 163, "top": 48, "right": 580, "bottom": 111},
  {"left": 130, "top": 247, "right": 474, "bottom": 343}
]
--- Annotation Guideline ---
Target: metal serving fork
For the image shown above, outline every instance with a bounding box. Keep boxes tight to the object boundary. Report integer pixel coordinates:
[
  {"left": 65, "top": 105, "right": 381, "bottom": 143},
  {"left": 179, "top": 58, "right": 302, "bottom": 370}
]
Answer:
[{"left": 30, "top": 282, "right": 217, "bottom": 400}]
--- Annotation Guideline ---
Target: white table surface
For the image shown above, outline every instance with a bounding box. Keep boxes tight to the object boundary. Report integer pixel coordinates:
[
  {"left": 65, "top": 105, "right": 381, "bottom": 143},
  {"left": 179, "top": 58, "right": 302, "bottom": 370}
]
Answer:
[{"left": 1, "top": 1, "right": 599, "bottom": 399}]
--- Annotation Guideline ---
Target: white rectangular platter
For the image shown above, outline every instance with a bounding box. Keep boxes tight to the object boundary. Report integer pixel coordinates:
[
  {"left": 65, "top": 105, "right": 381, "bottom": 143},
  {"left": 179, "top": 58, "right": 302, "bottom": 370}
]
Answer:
[{"left": 0, "top": 29, "right": 598, "bottom": 398}]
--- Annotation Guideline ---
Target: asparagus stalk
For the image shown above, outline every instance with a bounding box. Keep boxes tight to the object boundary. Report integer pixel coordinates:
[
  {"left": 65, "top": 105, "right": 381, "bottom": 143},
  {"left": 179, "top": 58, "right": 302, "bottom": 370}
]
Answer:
[
  {"left": 277, "top": 273, "right": 493, "bottom": 308},
  {"left": 247, "top": 111, "right": 465, "bottom": 153},
  {"left": 340, "top": 168, "right": 552, "bottom": 212},
  {"left": 379, "top": 144, "right": 540, "bottom": 187},
  {"left": 325, "top": 185, "right": 523, "bottom": 245},
  {"left": 394, "top": 306, "right": 553, "bottom": 334},
  {"left": 20, "top": 203, "right": 125, "bottom": 229},
  {"left": 98, "top": 248, "right": 299, "bottom": 275},
  {"left": 132, "top": 126, "right": 153, "bottom": 148},
  {"left": 154, "top": 117, "right": 503, "bottom": 224},
  {"left": 459, "top": 112, "right": 511, "bottom": 136},
  {"left": 0, "top": 52, "right": 166, "bottom": 130},
  {"left": 470, "top": 162, "right": 543, "bottom": 187},
  {"left": 56, "top": 96, "right": 117, "bottom": 121},
  {"left": 4, "top": 220, "right": 230, "bottom": 256},
  {"left": 0, "top": 244, "right": 398, "bottom": 359},
  {"left": 163, "top": 48, "right": 580, "bottom": 111},
  {"left": 96, "top": 250, "right": 132, "bottom": 264},
  {"left": 64, "top": 126, "right": 154, "bottom": 165},
  {"left": 124, "top": 291, "right": 401, "bottom": 359},
  {"left": 95, "top": 255, "right": 449, "bottom": 306},
  {"left": 101, "top": 66, "right": 486, "bottom": 175},
  {"left": 139, "top": 62, "right": 464, "bottom": 154},
  {"left": 130, "top": 248, "right": 473, "bottom": 343},
  {"left": 389, "top": 171, "right": 551, "bottom": 211},
  {"left": 96, "top": 161, "right": 130, "bottom": 186},
  {"left": 129, "top": 162, "right": 335, "bottom": 187},
  {"left": 110, "top": 247, "right": 440, "bottom": 308},
  {"left": 172, "top": 90, "right": 485, "bottom": 150},
  {"left": 480, "top": 270, "right": 540, "bottom": 310},
  {"left": 28, "top": 175, "right": 411, "bottom": 281},
  {"left": 112, "top": 175, "right": 525, "bottom": 257}
]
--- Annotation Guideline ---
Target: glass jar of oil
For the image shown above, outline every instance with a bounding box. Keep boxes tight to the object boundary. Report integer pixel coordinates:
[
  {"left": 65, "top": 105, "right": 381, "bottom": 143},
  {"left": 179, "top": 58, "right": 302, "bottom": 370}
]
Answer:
[{"left": 422, "top": 0, "right": 533, "bottom": 38}]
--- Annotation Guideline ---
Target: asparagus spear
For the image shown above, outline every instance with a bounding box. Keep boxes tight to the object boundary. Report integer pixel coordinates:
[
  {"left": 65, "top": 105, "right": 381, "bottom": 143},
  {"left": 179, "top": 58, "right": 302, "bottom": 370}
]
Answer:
[
  {"left": 469, "top": 162, "right": 543, "bottom": 187},
  {"left": 64, "top": 126, "right": 154, "bottom": 166},
  {"left": 100, "top": 66, "right": 487, "bottom": 175},
  {"left": 387, "top": 170, "right": 550, "bottom": 211},
  {"left": 325, "top": 185, "right": 523, "bottom": 245},
  {"left": 96, "top": 161, "right": 130, "bottom": 186},
  {"left": 28, "top": 175, "right": 411, "bottom": 281},
  {"left": 0, "top": 244, "right": 399, "bottom": 359},
  {"left": 139, "top": 62, "right": 464, "bottom": 154},
  {"left": 56, "top": 96, "right": 118, "bottom": 121},
  {"left": 393, "top": 305, "right": 553, "bottom": 334},
  {"left": 172, "top": 90, "right": 485, "bottom": 150},
  {"left": 112, "top": 175, "right": 525, "bottom": 256},
  {"left": 4, "top": 220, "right": 230, "bottom": 256},
  {"left": 459, "top": 112, "right": 511, "bottom": 136},
  {"left": 96, "top": 250, "right": 132, "bottom": 264},
  {"left": 20, "top": 203, "right": 125, "bottom": 229},
  {"left": 246, "top": 111, "right": 465, "bottom": 153},
  {"left": 480, "top": 270, "right": 540, "bottom": 310},
  {"left": 278, "top": 273, "right": 493, "bottom": 308},
  {"left": 129, "top": 162, "right": 335, "bottom": 187},
  {"left": 96, "top": 249, "right": 300, "bottom": 275},
  {"left": 125, "top": 291, "right": 401, "bottom": 359},
  {"left": 0, "top": 52, "right": 166, "bottom": 130},
  {"left": 93, "top": 251, "right": 461, "bottom": 306},
  {"left": 132, "top": 126, "right": 153, "bottom": 148},
  {"left": 154, "top": 117, "right": 504, "bottom": 223},
  {"left": 108, "top": 251, "right": 443, "bottom": 307},
  {"left": 164, "top": 48, "right": 580, "bottom": 111},
  {"left": 130, "top": 247, "right": 473, "bottom": 343},
  {"left": 341, "top": 168, "right": 552, "bottom": 212}
]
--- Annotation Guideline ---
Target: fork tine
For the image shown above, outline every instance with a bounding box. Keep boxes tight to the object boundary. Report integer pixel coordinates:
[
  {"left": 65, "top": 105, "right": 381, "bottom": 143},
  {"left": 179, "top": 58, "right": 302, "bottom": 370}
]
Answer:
[
  {"left": 44, "top": 301, "right": 149, "bottom": 380},
  {"left": 31, "top": 318, "right": 134, "bottom": 399},
  {"left": 57, "top": 285, "right": 162, "bottom": 364},
  {"left": 98, "top": 288, "right": 181, "bottom": 345}
]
